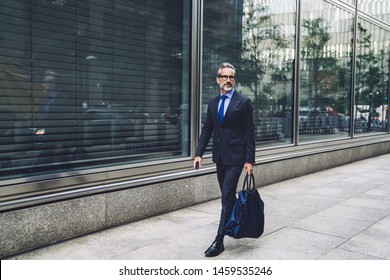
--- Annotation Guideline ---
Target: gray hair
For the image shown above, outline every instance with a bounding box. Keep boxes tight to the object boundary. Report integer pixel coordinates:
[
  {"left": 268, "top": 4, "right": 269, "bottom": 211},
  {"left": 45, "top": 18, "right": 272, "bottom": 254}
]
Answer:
[{"left": 217, "top": 62, "right": 236, "bottom": 76}]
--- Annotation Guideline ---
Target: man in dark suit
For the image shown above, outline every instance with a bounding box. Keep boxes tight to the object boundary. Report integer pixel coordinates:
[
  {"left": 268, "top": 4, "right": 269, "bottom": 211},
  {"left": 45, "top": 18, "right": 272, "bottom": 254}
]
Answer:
[
  {"left": 35, "top": 70, "right": 76, "bottom": 164},
  {"left": 193, "top": 62, "right": 255, "bottom": 257}
]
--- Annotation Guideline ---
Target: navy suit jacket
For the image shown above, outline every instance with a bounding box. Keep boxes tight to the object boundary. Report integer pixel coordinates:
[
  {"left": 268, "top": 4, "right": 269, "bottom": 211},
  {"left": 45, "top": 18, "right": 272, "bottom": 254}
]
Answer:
[{"left": 195, "top": 90, "right": 255, "bottom": 166}]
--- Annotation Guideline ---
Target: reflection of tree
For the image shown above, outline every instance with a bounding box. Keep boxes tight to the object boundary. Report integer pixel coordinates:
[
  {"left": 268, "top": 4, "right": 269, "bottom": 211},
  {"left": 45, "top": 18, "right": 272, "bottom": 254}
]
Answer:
[
  {"left": 355, "top": 22, "right": 375, "bottom": 114},
  {"left": 301, "top": 18, "right": 338, "bottom": 110},
  {"left": 239, "top": 2, "right": 288, "bottom": 108},
  {"left": 355, "top": 22, "right": 388, "bottom": 111},
  {"left": 202, "top": 0, "right": 244, "bottom": 99}
]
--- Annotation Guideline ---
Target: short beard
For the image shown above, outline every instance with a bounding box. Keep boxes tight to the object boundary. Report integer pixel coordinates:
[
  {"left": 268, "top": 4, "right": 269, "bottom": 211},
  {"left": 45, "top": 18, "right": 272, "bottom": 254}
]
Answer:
[{"left": 222, "top": 84, "right": 233, "bottom": 92}]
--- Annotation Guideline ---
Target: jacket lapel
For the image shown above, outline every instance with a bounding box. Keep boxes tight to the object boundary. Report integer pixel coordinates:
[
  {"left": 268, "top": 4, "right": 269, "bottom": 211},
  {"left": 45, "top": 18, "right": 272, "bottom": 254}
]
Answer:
[
  {"left": 223, "top": 90, "right": 242, "bottom": 123},
  {"left": 210, "top": 95, "right": 220, "bottom": 123}
]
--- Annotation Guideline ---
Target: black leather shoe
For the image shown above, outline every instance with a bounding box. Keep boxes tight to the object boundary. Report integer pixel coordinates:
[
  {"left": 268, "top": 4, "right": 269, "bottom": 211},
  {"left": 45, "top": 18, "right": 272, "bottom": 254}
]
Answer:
[{"left": 204, "top": 240, "right": 224, "bottom": 257}]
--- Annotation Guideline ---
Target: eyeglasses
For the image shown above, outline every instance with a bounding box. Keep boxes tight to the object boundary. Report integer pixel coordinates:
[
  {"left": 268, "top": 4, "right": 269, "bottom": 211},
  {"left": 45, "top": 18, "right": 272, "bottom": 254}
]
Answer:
[{"left": 218, "top": 75, "right": 236, "bottom": 81}]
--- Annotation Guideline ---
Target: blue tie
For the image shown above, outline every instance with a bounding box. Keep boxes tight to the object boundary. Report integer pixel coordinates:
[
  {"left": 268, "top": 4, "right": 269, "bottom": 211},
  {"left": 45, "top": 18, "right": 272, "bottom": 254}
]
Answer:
[{"left": 219, "top": 95, "right": 227, "bottom": 123}]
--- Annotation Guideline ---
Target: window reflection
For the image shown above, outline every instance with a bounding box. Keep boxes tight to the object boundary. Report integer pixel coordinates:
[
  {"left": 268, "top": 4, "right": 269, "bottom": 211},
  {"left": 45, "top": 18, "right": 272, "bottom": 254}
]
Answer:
[
  {"left": 359, "top": 0, "right": 390, "bottom": 25},
  {"left": 0, "top": 0, "right": 191, "bottom": 177},
  {"left": 241, "top": 1, "right": 295, "bottom": 146},
  {"left": 355, "top": 19, "right": 390, "bottom": 134},
  {"left": 299, "top": 0, "right": 354, "bottom": 142},
  {"left": 203, "top": 0, "right": 296, "bottom": 149}
]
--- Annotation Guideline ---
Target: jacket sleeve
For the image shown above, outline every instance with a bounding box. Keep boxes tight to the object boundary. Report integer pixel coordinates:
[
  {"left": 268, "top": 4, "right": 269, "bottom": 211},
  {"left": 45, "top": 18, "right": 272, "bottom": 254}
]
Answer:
[{"left": 243, "top": 98, "right": 256, "bottom": 164}]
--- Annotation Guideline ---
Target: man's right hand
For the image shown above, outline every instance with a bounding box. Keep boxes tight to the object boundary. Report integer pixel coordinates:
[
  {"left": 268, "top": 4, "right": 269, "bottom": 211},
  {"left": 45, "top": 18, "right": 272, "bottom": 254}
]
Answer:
[{"left": 193, "top": 156, "right": 202, "bottom": 170}]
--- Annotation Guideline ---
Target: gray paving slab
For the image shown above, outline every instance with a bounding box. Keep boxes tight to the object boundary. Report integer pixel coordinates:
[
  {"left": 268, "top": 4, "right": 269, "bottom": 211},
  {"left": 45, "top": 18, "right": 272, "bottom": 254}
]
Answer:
[
  {"left": 319, "top": 248, "right": 383, "bottom": 260},
  {"left": 247, "top": 227, "right": 347, "bottom": 260},
  {"left": 339, "top": 216, "right": 390, "bottom": 259},
  {"left": 222, "top": 245, "right": 320, "bottom": 260},
  {"left": 341, "top": 196, "right": 390, "bottom": 211},
  {"left": 315, "top": 204, "right": 389, "bottom": 222},
  {"left": 5, "top": 154, "right": 390, "bottom": 260},
  {"left": 292, "top": 212, "right": 374, "bottom": 239}
]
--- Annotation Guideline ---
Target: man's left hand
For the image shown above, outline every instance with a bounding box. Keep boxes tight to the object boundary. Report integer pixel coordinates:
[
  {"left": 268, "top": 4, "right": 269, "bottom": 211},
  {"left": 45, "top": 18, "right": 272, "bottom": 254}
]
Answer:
[{"left": 244, "top": 163, "right": 254, "bottom": 175}]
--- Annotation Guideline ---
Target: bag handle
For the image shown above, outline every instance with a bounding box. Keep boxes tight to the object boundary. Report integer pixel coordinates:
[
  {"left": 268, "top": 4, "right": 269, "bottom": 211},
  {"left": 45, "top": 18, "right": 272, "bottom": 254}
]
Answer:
[{"left": 242, "top": 173, "right": 255, "bottom": 192}]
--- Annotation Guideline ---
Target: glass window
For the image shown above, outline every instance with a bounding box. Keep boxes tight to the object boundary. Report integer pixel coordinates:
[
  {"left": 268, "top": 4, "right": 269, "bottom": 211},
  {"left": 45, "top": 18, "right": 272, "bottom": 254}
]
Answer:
[
  {"left": 359, "top": 0, "right": 390, "bottom": 25},
  {"left": 343, "top": 0, "right": 356, "bottom": 7},
  {"left": 0, "top": 0, "right": 191, "bottom": 179},
  {"left": 202, "top": 0, "right": 296, "bottom": 150},
  {"left": 354, "top": 18, "right": 390, "bottom": 135},
  {"left": 299, "top": 0, "right": 354, "bottom": 142}
]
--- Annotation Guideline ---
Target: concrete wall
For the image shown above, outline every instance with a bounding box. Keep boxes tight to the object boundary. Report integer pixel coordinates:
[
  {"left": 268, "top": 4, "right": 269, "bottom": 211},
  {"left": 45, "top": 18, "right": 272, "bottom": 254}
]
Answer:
[{"left": 1, "top": 141, "right": 390, "bottom": 258}]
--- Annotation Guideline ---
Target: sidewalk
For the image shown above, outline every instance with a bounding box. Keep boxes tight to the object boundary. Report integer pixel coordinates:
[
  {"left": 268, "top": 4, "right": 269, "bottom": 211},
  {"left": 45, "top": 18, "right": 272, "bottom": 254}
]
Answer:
[{"left": 6, "top": 154, "right": 390, "bottom": 260}]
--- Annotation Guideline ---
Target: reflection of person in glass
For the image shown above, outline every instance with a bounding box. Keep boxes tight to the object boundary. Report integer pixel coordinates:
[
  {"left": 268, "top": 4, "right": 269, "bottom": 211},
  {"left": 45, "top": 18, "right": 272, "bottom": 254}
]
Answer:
[
  {"left": 42, "top": 70, "right": 61, "bottom": 120},
  {"left": 193, "top": 63, "right": 255, "bottom": 257},
  {"left": 35, "top": 70, "right": 73, "bottom": 164}
]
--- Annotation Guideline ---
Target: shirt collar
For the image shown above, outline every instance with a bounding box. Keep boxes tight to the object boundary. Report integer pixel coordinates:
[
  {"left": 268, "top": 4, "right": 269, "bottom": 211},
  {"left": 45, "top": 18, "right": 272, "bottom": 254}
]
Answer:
[{"left": 220, "top": 89, "right": 234, "bottom": 99}]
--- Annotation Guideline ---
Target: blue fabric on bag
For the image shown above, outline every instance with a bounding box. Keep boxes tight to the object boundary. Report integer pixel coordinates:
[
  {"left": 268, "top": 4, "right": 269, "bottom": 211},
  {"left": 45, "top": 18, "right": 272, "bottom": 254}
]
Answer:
[{"left": 225, "top": 174, "right": 265, "bottom": 239}]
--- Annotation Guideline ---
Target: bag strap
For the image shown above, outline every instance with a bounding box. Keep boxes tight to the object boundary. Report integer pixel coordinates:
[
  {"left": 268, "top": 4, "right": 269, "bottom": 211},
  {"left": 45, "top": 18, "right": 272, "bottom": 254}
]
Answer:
[{"left": 242, "top": 173, "right": 255, "bottom": 191}]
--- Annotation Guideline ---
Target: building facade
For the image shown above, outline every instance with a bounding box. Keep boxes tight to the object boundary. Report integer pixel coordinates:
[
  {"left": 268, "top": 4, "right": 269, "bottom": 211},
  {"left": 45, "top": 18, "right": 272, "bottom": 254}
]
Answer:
[{"left": 0, "top": 0, "right": 389, "bottom": 257}]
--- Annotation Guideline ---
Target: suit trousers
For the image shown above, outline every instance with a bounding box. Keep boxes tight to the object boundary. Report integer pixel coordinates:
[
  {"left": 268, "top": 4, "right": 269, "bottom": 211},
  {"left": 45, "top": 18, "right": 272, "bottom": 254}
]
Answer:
[{"left": 216, "top": 162, "right": 242, "bottom": 236}]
